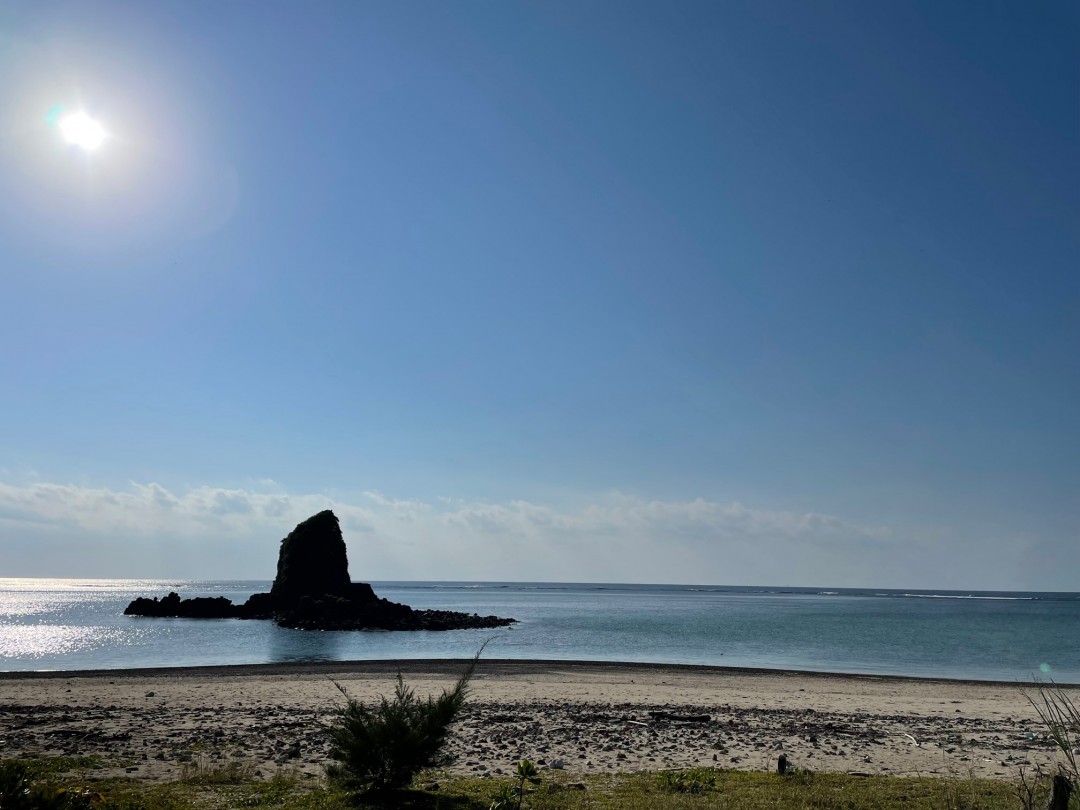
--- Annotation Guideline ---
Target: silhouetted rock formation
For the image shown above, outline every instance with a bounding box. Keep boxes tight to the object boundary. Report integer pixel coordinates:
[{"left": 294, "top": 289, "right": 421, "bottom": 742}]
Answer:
[
  {"left": 124, "top": 510, "right": 515, "bottom": 632},
  {"left": 271, "top": 510, "right": 352, "bottom": 603},
  {"left": 125, "top": 593, "right": 239, "bottom": 619}
]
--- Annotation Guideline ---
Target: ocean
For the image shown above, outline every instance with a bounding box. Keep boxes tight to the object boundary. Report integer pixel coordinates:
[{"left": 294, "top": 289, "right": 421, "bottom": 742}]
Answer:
[{"left": 1, "top": 578, "right": 1077, "bottom": 683}]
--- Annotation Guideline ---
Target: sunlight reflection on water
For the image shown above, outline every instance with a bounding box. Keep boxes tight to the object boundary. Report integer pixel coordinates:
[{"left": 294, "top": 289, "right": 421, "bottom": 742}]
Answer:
[
  {"left": 0, "top": 578, "right": 185, "bottom": 620},
  {"left": 0, "top": 623, "right": 137, "bottom": 659},
  {"left": 1, "top": 587, "right": 107, "bottom": 618},
  {"left": 0, "top": 578, "right": 175, "bottom": 593}
]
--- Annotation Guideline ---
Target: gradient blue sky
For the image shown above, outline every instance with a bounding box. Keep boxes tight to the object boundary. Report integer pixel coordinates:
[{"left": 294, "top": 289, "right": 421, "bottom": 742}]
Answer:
[{"left": 1, "top": 1, "right": 1077, "bottom": 588}]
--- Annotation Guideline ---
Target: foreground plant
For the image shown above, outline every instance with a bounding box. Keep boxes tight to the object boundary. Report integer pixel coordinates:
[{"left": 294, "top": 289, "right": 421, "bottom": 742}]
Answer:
[
  {"left": 1025, "top": 681, "right": 1080, "bottom": 809},
  {"left": 655, "top": 768, "right": 717, "bottom": 794},
  {"left": 1028, "top": 682, "right": 1080, "bottom": 781},
  {"left": 0, "top": 761, "right": 101, "bottom": 809},
  {"left": 490, "top": 759, "right": 542, "bottom": 810},
  {"left": 326, "top": 644, "right": 487, "bottom": 796}
]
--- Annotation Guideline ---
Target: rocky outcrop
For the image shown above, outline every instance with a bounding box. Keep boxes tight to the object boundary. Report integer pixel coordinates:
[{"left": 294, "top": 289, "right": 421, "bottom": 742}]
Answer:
[
  {"left": 124, "top": 593, "right": 240, "bottom": 619},
  {"left": 273, "top": 595, "right": 513, "bottom": 632},
  {"left": 123, "top": 511, "right": 515, "bottom": 632},
  {"left": 270, "top": 510, "right": 352, "bottom": 603}
]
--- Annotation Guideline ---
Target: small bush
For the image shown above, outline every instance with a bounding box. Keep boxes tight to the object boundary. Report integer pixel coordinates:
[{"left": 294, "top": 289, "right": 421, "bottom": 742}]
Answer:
[
  {"left": 0, "top": 761, "right": 101, "bottom": 809},
  {"left": 179, "top": 756, "right": 256, "bottom": 785},
  {"left": 327, "top": 647, "right": 485, "bottom": 795},
  {"left": 489, "top": 759, "right": 542, "bottom": 810},
  {"left": 1026, "top": 681, "right": 1080, "bottom": 809},
  {"left": 1028, "top": 682, "right": 1080, "bottom": 780},
  {"left": 655, "top": 768, "right": 716, "bottom": 794}
]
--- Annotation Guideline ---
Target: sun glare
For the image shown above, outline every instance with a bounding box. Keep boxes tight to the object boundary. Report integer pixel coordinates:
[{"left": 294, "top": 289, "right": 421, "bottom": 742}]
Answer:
[{"left": 59, "top": 112, "right": 107, "bottom": 151}]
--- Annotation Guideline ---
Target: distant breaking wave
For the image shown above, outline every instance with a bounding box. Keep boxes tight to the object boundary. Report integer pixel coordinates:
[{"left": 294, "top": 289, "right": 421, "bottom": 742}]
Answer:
[
  {"left": 897, "top": 593, "right": 1035, "bottom": 601},
  {"left": 369, "top": 582, "right": 1077, "bottom": 600}
]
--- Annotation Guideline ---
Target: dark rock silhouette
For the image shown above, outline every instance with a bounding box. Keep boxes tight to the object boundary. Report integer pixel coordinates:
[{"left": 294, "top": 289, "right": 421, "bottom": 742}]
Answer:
[
  {"left": 270, "top": 510, "right": 352, "bottom": 603},
  {"left": 124, "top": 593, "right": 238, "bottom": 619},
  {"left": 124, "top": 510, "right": 515, "bottom": 632}
]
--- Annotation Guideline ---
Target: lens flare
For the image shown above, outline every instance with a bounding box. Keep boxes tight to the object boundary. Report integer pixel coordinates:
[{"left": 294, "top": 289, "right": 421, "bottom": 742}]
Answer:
[{"left": 59, "top": 112, "right": 107, "bottom": 151}]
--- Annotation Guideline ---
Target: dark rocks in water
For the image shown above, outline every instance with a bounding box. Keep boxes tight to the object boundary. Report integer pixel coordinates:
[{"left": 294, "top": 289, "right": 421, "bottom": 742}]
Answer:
[
  {"left": 123, "top": 510, "right": 515, "bottom": 632},
  {"left": 124, "top": 593, "right": 240, "bottom": 619},
  {"left": 275, "top": 596, "right": 512, "bottom": 632},
  {"left": 346, "top": 582, "right": 378, "bottom": 603},
  {"left": 239, "top": 591, "right": 277, "bottom": 617},
  {"left": 122, "top": 588, "right": 513, "bottom": 632},
  {"left": 270, "top": 510, "right": 352, "bottom": 604}
]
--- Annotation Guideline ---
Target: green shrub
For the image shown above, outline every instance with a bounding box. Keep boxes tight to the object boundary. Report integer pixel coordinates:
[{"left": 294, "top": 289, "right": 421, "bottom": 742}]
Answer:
[
  {"left": 179, "top": 756, "right": 256, "bottom": 785},
  {"left": 0, "top": 761, "right": 101, "bottom": 809},
  {"left": 1026, "top": 681, "right": 1080, "bottom": 808},
  {"left": 326, "top": 647, "right": 484, "bottom": 795},
  {"left": 655, "top": 768, "right": 716, "bottom": 794},
  {"left": 489, "top": 759, "right": 542, "bottom": 810},
  {"left": 1028, "top": 682, "right": 1080, "bottom": 781}
]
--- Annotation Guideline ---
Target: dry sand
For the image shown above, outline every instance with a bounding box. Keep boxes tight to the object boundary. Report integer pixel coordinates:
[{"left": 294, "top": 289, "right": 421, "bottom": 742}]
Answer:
[{"left": 0, "top": 660, "right": 1073, "bottom": 784}]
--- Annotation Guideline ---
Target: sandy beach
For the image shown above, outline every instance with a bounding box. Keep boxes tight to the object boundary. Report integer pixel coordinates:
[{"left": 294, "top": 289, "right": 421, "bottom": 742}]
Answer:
[{"left": 0, "top": 660, "right": 1071, "bottom": 784}]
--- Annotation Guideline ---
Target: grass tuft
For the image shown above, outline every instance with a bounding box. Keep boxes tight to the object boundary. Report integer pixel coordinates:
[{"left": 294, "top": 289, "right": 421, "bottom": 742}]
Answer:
[{"left": 179, "top": 755, "right": 257, "bottom": 785}]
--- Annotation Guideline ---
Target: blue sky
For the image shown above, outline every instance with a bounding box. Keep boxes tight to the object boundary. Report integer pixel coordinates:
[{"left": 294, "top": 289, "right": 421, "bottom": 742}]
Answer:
[{"left": 0, "top": 1, "right": 1077, "bottom": 588}]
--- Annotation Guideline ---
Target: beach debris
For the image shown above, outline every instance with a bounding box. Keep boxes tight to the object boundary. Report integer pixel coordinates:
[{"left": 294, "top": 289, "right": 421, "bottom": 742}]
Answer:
[
  {"left": 777, "top": 753, "right": 788, "bottom": 774},
  {"left": 489, "top": 713, "right": 527, "bottom": 723},
  {"left": 548, "top": 758, "right": 566, "bottom": 769},
  {"left": 900, "top": 732, "right": 920, "bottom": 747},
  {"left": 648, "top": 711, "right": 711, "bottom": 724}
]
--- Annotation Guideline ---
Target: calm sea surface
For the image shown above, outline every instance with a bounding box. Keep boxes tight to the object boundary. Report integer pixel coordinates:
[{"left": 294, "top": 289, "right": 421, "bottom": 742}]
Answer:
[{"left": 1, "top": 579, "right": 1077, "bottom": 683}]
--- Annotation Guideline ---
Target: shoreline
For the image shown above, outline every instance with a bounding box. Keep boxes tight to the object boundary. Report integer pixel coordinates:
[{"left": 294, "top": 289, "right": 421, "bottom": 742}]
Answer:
[
  {"left": 0, "top": 657, "right": 1064, "bottom": 688},
  {"left": 2, "top": 658, "right": 1074, "bottom": 784}
]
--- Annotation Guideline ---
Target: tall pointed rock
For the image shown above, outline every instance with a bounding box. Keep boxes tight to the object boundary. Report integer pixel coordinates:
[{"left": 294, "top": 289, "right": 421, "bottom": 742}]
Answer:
[{"left": 270, "top": 510, "right": 352, "bottom": 601}]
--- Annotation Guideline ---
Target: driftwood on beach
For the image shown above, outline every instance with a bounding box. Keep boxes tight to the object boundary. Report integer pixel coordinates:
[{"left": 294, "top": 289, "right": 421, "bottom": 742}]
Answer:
[{"left": 124, "top": 510, "right": 515, "bottom": 632}]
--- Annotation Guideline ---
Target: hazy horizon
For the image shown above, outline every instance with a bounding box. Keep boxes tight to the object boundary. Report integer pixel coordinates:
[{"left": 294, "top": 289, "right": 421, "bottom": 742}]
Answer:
[
  {"left": 5, "top": 574, "right": 1076, "bottom": 596},
  {"left": 2, "top": 2, "right": 1077, "bottom": 590}
]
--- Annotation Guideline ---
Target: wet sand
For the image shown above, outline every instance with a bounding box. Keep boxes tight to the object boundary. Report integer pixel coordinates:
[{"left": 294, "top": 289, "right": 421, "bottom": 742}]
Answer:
[{"left": 0, "top": 660, "right": 1071, "bottom": 783}]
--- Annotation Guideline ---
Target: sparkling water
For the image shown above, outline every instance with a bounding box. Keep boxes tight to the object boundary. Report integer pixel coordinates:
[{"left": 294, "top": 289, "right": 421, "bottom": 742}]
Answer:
[{"left": 1, "top": 578, "right": 1077, "bottom": 682}]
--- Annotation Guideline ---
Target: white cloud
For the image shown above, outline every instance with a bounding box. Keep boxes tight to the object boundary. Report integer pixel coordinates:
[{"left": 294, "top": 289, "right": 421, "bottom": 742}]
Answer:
[{"left": 0, "top": 478, "right": 1034, "bottom": 588}]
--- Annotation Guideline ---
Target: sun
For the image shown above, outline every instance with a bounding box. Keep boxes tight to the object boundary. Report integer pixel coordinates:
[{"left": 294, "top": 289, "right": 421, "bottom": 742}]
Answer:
[{"left": 59, "top": 112, "right": 107, "bottom": 151}]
